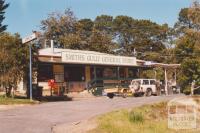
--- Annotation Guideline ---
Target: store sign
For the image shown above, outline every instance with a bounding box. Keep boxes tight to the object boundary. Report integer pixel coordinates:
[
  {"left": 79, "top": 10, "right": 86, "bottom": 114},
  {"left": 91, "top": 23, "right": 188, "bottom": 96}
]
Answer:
[{"left": 62, "top": 51, "right": 137, "bottom": 66}]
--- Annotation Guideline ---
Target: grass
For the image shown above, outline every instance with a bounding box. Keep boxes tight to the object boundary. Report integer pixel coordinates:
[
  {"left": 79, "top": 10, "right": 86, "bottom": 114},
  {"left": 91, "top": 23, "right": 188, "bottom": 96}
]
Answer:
[
  {"left": 88, "top": 100, "right": 200, "bottom": 133},
  {"left": 129, "top": 110, "right": 144, "bottom": 123},
  {"left": 0, "top": 95, "right": 38, "bottom": 105}
]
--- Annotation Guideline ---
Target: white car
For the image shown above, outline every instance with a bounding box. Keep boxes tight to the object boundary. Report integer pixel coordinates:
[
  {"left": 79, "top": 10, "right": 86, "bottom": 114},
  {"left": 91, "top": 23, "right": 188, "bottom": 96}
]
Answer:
[{"left": 129, "top": 79, "right": 158, "bottom": 96}]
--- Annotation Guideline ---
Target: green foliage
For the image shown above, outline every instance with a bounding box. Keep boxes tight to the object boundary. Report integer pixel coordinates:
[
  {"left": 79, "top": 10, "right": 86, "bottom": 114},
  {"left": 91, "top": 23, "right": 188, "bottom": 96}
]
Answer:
[
  {"left": 89, "top": 102, "right": 196, "bottom": 133},
  {"left": 41, "top": 9, "right": 77, "bottom": 41},
  {"left": 174, "top": 30, "right": 200, "bottom": 62},
  {"left": 94, "top": 15, "right": 113, "bottom": 35},
  {"left": 173, "top": 1, "right": 200, "bottom": 92},
  {"left": 78, "top": 18, "right": 93, "bottom": 39},
  {"left": 0, "top": 95, "right": 38, "bottom": 105},
  {"left": 0, "top": 0, "right": 9, "bottom": 33},
  {"left": 140, "top": 68, "right": 164, "bottom": 80},
  {"left": 179, "top": 59, "right": 200, "bottom": 91},
  {"left": 88, "top": 29, "right": 113, "bottom": 53},
  {"left": 188, "top": 1, "right": 200, "bottom": 27},
  {"left": 0, "top": 33, "right": 29, "bottom": 97},
  {"left": 41, "top": 11, "right": 169, "bottom": 59},
  {"left": 129, "top": 111, "right": 144, "bottom": 123}
]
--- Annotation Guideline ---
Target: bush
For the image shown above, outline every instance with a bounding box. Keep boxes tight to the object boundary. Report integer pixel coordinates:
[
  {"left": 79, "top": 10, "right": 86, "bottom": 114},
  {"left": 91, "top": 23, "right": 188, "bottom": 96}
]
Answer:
[
  {"left": 129, "top": 111, "right": 144, "bottom": 123},
  {"left": 183, "top": 87, "right": 191, "bottom": 95}
]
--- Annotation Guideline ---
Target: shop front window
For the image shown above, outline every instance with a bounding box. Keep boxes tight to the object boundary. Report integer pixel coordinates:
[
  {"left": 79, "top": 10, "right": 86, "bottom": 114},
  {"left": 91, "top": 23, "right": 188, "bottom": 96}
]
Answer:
[
  {"left": 128, "top": 68, "right": 138, "bottom": 78},
  {"left": 38, "top": 64, "right": 53, "bottom": 82},
  {"left": 64, "top": 66, "right": 85, "bottom": 82},
  {"left": 119, "top": 68, "right": 125, "bottom": 78},
  {"left": 103, "top": 67, "right": 117, "bottom": 78}
]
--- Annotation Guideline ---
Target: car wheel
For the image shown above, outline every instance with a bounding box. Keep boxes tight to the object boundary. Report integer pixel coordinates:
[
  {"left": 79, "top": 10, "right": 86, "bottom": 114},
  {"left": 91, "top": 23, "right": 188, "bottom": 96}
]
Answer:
[
  {"left": 107, "top": 93, "right": 114, "bottom": 99},
  {"left": 122, "top": 89, "right": 128, "bottom": 98},
  {"left": 146, "top": 88, "right": 152, "bottom": 97}
]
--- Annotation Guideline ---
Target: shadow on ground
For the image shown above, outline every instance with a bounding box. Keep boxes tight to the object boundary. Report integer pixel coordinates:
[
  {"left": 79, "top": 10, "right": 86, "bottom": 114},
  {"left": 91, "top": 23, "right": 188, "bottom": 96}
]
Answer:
[{"left": 14, "top": 95, "right": 73, "bottom": 102}]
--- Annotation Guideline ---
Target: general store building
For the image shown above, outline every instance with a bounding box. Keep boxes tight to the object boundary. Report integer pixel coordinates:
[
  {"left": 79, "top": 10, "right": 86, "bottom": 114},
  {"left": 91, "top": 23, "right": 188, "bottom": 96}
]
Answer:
[{"left": 32, "top": 44, "right": 145, "bottom": 95}]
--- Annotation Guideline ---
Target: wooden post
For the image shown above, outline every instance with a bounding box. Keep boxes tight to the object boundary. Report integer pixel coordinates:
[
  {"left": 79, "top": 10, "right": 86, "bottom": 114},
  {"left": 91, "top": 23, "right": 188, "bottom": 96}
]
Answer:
[
  {"left": 117, "top": 67, "right": 120, "bottom": 87},
  {"left": 165, "top": 68, "right": 168, "bottom": 95},
  {"left": 154, "top": 69, "right": 157, "bottom": 79},
  {"left": 191, "top": 80, "right": 195, "bottom": 96},
  {"left": 117, "top": 67, "right": 120, "bottom": 80},
  {"left": 94, "top": 66, "right": 97, "bottom": 85},
  {"left": 50, "top": 87, "right": 52, "bottom": 96}
]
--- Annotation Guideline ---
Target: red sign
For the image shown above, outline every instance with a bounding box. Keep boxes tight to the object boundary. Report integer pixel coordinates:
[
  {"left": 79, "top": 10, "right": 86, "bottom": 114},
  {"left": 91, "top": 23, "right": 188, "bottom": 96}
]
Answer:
[{"left": 48, "top": 79, "right": 55, "bottom": 88}]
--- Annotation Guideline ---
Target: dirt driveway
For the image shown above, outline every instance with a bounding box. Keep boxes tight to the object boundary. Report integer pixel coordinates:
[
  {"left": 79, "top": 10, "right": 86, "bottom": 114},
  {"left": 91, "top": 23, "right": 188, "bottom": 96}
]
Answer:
[{"left": 0, "top": 95, "right": 183, "bottom": 133}]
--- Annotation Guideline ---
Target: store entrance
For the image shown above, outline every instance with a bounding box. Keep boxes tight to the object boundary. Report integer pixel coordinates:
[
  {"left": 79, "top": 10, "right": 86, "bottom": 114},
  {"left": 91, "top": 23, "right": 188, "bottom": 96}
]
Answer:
[{"left": 64, "top": 65, "right": 86, "bottom": 92}]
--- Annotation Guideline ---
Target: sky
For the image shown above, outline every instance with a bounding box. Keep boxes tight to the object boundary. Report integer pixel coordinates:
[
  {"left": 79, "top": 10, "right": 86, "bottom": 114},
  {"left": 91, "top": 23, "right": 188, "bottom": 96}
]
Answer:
[{"left": 4, "top": 0, "right": 192, "bottom": 38}]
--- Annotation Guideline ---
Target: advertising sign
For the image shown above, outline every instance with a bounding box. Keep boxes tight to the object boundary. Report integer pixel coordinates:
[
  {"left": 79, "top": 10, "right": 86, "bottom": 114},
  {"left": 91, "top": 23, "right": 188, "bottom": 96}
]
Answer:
[{"left": 61, "top": 51, "right": 137, "bottom": 66}]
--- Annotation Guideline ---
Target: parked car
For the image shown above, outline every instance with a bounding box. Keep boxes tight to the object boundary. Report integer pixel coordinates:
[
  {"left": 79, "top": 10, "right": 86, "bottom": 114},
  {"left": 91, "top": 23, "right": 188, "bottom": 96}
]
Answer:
[{"left": 129, "top": 79, "right": 158, "bottom": 96}]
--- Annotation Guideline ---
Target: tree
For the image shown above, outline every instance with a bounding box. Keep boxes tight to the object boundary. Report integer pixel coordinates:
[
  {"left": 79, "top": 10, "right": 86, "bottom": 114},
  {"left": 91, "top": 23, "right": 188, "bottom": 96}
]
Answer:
[
  {"left": 88, "top": 29, "right": 113, "bottom": 53},
  {"left": 179, "top": 59, "right": 200, "bottom": 93},
  {"left": 173, "top": 1, "right": 200, "bottom": 93},
  {"left": 41, "top": 10, "right": 169, "bottom": 59},
  {"left": 174, "top": 8, "right": 192, "bottom": 36},
  {"left": 0, "top": 33, "right": 29, "bottom": 97},
  {"left": 0, "top": 0, "right": 9, "bottom": 33},
  {"left": 94, "top": 15, "right": 113, "bottom": 35},
  {"left": 188, "top": 0, "right": 200, "bottom": 28},
  {"left": 174, "top": 29, "right": 200, "bottom": 63},
  {"left": 112, "top": 15, "right": 169, "bottom": 59},
  {"left": 41, "top": 9, "right": 77, "bottom": 47},
  {"left": 113, "top": 15, "right": 134, "bottom": 49},
  {"left": 78, "top": 18, "right": 94, "bottom": 40}
]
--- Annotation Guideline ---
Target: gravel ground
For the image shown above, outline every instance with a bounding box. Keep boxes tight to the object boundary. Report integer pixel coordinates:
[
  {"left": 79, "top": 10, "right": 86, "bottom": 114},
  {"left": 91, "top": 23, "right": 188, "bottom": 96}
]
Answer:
[{"left": 0, "top": 94, "right": 184, "bottom": 133}]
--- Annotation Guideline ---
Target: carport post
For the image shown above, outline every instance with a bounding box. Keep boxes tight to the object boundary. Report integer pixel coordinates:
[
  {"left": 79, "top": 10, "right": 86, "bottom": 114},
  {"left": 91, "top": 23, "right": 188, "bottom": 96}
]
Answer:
[
  {"left": 174, "top": 69, "right": 177, "bottom": 82},
  {"left": 94, "top": 66, "right": 97, "bottom": 85},
  {"left": 117, "top": 67, "right": 120, "bottom": 80},
  {"left": 164, "top": 68, "right": 168, "bottom": 95},
  {"left": 154, "top": 68, "right": 157, "bottom": 79},
  {"left": 117, "top": 67, "right": 120, "bottom": 86}
]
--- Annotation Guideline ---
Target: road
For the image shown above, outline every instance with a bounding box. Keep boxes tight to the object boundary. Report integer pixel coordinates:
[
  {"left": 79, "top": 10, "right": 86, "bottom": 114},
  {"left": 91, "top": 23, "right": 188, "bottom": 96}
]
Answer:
[{"left": 0, "top": 95, "right": 183, "bottom": 133}]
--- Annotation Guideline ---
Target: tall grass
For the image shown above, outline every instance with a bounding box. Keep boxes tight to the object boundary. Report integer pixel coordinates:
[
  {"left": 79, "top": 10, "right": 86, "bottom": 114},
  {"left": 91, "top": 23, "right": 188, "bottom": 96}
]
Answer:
[
  {"left": 88, "top": 102, "right": 200, "bottom": 133},
  {"left": 129, "top": 111, "right": 144, "bottom": 123}
]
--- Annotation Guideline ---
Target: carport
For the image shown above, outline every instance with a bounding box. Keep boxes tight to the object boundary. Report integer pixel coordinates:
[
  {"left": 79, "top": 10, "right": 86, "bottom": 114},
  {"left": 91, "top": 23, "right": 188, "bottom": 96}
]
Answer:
[{"left": 144, "top": 62, "right": 180, "bottom": 95}]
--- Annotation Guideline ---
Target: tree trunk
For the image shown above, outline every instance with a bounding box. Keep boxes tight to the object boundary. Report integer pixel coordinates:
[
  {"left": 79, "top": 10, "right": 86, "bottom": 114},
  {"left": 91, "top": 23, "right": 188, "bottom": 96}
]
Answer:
[{"left": 5, "top": 85, "right": 12, "bottom": 97}]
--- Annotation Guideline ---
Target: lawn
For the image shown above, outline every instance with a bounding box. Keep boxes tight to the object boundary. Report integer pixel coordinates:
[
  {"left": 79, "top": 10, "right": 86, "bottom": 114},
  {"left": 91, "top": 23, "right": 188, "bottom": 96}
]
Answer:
[
  {"left": 89, "top": 97, "right": 200, "bottom": 133},
  {"left": 0, "top": 95, "right": 38, "bottom": 105}
]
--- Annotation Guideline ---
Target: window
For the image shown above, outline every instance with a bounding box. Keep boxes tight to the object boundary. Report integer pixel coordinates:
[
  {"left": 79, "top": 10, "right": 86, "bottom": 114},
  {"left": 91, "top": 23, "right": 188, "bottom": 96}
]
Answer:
[
  {"left": 150, "top": 80, "right": 156, "bottom": 85},
  {"left": 143, "top": 80, "right": 149, "bottom": 85},
  {"left": 64, "top": 66, "right": 85, "bottom": 82},
  {"left": 103, "top": 67, "right": 117, "bottom": 78},
  {"left": 128, "top": 68, "right": 138, "bottom": 78},
  {"left": 119, "top": 68, "right": 125, "bottom": 78},
  {"left": 38, "top": 64, "right": 53, "bottom": 82},
  {"left": 55, "top": 74, "right": 64, "bottom": 83}
]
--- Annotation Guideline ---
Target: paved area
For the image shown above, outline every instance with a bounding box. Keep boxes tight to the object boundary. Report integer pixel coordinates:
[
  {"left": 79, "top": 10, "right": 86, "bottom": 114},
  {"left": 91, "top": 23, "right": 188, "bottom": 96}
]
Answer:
[{"left": 0, "top": 95, "right": 183, "bottom": 133}]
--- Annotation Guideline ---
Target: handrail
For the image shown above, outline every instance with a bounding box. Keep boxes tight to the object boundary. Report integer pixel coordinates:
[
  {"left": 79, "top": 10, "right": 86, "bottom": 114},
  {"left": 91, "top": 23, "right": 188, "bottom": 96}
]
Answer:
[{"left": 87, "top": 78, "right": 132, "bottom": 90}]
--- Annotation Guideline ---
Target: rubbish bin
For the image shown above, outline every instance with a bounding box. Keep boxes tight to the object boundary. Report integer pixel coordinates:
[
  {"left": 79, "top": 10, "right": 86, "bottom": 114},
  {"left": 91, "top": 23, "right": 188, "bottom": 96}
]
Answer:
[{"left": 27, "top": 84, "right": 43, "bottom": 99}]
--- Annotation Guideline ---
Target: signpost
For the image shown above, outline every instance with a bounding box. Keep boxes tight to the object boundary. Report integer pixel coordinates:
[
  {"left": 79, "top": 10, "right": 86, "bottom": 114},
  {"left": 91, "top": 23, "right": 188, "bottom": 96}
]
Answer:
[{"left": 22, "top": 32, "right": 37, "bottom": 100}]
